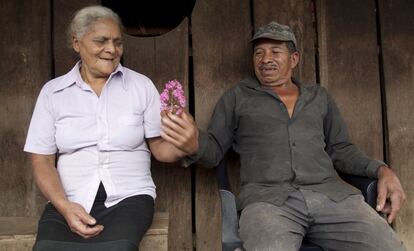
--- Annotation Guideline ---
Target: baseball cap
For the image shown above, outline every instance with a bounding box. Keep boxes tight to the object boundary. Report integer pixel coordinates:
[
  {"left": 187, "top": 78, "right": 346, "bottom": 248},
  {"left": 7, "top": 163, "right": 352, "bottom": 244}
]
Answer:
[{"left": 251, "top": 21, "right": 297, "bottom": 49}]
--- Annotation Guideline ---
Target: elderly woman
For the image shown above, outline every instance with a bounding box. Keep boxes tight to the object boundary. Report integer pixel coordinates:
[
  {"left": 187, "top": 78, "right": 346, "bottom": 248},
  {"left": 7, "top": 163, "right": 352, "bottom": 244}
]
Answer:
[{"left": 24, "top": 5, "right": 195, "bottom": 251}]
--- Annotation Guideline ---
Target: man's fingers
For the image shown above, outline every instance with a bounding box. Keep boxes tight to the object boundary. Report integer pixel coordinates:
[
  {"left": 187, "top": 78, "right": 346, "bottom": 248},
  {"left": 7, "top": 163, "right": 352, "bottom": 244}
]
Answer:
[
  {"left": 376, "top": 183, "right": 387, "bottom": 211},
  {"left": 161, "top": 125, "right": 185, "bottom": 142},
  {"left": 160, "top": 130, "right": 182, "bottom": 147},
  {"left": 162, "top": 114, "right": 186, "bottom": 132},
  {"left": 387, "top": 193, "right": 404, "bottom": 224},
  {"left": 162, "top": 114, "right": 196, "bottom": 142},
  {"left": 180, "top": 110, "right": 194, "bottom": 123},
  {"left": 381, "top": 202, "right": 392, "bottom": 214}
]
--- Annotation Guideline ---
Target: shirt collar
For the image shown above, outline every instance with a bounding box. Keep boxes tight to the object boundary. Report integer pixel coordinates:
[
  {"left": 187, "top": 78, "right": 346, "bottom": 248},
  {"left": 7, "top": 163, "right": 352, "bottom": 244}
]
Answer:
[
  {"left": 52, "top": 61, "right": 126, "bottom": 93},
  {"left": 241, "top": 76, "right": 304, "bottom": 92},
  {"left": 241, "top": 76, "right": 312, "bottom": 102}
]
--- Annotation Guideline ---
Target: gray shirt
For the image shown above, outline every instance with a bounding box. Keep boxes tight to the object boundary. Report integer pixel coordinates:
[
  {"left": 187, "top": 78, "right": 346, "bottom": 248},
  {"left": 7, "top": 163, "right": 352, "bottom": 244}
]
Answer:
[{"left": 186, "top": 76, "right": 385, "bottom": 210}]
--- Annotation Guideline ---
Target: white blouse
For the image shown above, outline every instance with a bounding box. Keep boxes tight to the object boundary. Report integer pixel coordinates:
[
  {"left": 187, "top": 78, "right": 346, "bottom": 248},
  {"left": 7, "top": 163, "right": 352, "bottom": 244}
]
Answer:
[{"left": 24, "top": 62, "right": 161, "bottom": 213}]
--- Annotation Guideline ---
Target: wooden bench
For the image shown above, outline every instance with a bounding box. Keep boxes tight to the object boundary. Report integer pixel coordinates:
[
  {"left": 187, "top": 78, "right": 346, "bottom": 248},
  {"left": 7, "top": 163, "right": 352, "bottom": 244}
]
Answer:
[{"left": 0, "top": 212, "right": 168, "bottom": 251}]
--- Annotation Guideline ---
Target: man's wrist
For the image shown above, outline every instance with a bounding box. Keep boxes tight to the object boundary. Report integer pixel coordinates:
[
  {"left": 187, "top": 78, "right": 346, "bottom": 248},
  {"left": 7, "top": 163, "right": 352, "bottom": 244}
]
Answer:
[{"left": 377, "top": 165, "right": 390, "bottom": 179}]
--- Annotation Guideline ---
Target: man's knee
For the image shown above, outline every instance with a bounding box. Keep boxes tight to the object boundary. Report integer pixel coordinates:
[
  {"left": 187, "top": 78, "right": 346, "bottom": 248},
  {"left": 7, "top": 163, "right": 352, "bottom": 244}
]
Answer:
[{"left": 239, "top": 202, "right": 304, "bottom": 251}]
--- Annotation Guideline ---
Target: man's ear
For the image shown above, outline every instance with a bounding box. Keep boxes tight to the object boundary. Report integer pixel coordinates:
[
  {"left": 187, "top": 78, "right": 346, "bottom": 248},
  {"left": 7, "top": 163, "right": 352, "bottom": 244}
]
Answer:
[{"left": 290, "top": 51, "right": 300, "bottom": 69}]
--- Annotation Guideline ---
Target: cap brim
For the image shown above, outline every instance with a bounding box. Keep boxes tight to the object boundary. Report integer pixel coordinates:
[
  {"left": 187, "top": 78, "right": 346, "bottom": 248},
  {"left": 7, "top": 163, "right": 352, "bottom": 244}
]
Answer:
[{"left": 250, "top": 32, "right": 292, "bottom": 43}]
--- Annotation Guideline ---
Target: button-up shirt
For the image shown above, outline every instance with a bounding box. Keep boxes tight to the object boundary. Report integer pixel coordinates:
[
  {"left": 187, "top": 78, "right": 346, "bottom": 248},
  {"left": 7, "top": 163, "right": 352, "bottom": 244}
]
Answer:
[
  {"left": 24, "top": 62, "right": 161, "bottom": 213},
  {"left": 186, "top": 77, "right": 385, "bottom": 210}
]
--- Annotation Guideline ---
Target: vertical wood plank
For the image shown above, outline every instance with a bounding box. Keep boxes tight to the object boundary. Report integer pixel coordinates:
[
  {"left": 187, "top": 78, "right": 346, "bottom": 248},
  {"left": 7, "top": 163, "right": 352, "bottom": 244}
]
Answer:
[
  {"left": 316, "top": 0, "right": 383, "bottom": 159},
  {"left": 53, "top": 0, "right": 98, "bottom": 77},
  {"left": 191, "top": 0, "right": 252, "bottom": 250},
  {"left": 0, "top": 0, "right": 51, "bottom": 216},
  {"left": 253, "top": 0, "right": 316, "bottom": 84},
  {"left": 123, "top": 19, "right": 192, "bottom": 251},
  {"left": 379, "top": 0, "right": 414, "bottom": 249}
]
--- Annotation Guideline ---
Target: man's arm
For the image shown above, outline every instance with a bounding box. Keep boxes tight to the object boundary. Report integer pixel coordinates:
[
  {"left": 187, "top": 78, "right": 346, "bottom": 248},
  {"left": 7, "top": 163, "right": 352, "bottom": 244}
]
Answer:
[
  {"left": 161, "top": 90, "right": 237, "bottom": 167},
  {"left": 323, "top": 92, "right": 406, "bottom": 223},
  {"left": 30, "top": 153, "right": 104, "bottom": 238}
]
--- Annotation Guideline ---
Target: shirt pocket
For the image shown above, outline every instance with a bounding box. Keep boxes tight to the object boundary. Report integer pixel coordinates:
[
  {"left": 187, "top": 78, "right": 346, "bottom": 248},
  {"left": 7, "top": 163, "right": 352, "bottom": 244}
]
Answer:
[
  {"left": 112, "top": 114, "right": 145, "bottom": 149},
  {"left": 119, "top": 115, "right": 144, "bottom": 126}
]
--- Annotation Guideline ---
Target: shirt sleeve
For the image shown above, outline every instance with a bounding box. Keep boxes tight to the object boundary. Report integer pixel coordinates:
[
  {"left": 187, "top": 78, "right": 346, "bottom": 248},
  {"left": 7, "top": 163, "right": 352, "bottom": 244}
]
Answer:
[
  {"left": 24, "top": 86, "right": 57, "bottom": 155},
  {"left": 323, "top": 92, "right": 386, "bottom": 178},
  {"left": 143, "top": 80, "right": 162, "bottom": 139},
  {"left": 184, "top": 90, "right": 237, "bottom": 168}
]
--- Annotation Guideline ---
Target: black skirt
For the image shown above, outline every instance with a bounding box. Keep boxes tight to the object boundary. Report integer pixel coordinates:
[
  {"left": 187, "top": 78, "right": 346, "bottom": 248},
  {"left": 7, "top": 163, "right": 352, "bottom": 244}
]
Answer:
[{"left": 33, "top": 183, "right": 154, "bottom": 251}]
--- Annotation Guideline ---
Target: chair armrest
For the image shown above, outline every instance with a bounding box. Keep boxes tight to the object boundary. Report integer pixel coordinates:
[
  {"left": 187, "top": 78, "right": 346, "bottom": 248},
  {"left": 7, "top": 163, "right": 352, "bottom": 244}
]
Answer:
[
  {"left": 219, "top": 189, "right": 245, "bottom": 251},
  {"left": 339, "top": 173, "right": 378, "bottom": 208}
]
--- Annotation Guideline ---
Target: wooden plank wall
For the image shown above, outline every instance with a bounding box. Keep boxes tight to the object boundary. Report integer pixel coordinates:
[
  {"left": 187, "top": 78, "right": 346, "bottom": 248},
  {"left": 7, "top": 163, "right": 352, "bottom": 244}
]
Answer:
[
  {"left": 53, "top": 0, "right": 98, "bottom": 76},
  {"left": 191, "top": 0, "right": 251, "bottom": 250},
  {"left": 317, "top": 0, "right": 383, "bottom": 159},
  {"left": 379, "top": 0, "right": 414, "bottom": 249},
  {"left": 122, "top": 20, "right": 192, "bottom": 251},
  {"left": 0, "top": 0, "right": 413, "bottom": 250},
  {"left": 0, "top": 0, "right": 51, "bottom": 216}
]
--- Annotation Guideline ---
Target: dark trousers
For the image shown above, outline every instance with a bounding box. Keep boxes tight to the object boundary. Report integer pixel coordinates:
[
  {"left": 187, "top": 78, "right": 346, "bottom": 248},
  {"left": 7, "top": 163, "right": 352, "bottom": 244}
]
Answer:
[
  {"left": 33, "top": 183, "right": 154, "bottom": 251},
  {"left": 239, "top": 189, "right": 406, "bottom": 251}
]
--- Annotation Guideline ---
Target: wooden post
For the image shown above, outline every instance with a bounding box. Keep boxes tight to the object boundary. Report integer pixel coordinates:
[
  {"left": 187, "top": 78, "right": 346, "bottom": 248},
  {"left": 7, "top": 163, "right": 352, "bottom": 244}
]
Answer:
[
  {"left": 191, "top": 0, "right": 252, "bottom": 250},
  {"left": 123, "top": 19, "right": 192, "bottom": 251},
  {"left": 316, "top": 0, "right": 383, "bottom": 159},
  {"left": 379, "top": 0, "right": 414, "bottom": 249},
  {"left": 0, "top": 0, "right": 51, "bottom": 217}
]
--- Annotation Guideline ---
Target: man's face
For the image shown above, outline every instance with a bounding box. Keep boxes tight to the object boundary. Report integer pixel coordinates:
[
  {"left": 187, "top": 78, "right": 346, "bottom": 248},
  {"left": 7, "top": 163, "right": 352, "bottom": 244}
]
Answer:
[
  {"left": 73, "top": 18, "right": 124, "bottom": 79},
  {"left": 253, "top": 39, "right": 299, "bottom": 87}
]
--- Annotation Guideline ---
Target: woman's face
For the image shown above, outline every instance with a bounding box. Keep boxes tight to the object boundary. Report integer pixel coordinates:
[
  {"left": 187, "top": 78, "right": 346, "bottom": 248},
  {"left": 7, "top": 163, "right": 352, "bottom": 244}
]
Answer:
[{"left": 73, "top": 18, "right": 123, "bottom": 80}]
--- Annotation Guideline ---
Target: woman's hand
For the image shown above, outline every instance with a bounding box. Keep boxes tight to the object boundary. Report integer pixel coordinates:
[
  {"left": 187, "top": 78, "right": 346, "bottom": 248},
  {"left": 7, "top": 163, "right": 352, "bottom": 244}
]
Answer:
[
  {"left": 60, "top": 201, "right": 104, "bottom": 239},
  {"left": 30, "top": 153, "right": 104, "bottom": 238}
]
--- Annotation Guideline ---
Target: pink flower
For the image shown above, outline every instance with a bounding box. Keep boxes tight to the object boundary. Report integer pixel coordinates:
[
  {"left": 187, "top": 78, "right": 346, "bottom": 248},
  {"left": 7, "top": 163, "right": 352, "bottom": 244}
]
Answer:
[{"left": 160, "top": 80, "right": 186, "bottom": 115}]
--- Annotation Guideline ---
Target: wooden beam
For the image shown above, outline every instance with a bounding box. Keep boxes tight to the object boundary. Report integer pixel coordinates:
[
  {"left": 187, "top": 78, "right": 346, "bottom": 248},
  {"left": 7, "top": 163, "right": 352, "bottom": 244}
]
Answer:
[
  {"left": 379, "top": 0, "right": 414, "bottom": 249},
  {"left": 191, "top": 0, "right": 252, "bottom": 250},
  {"left": 123, "top": 19, "right": 192, "bottom": 251},
  {"left": 0, "top": 0, "right": 51, "bottom": 216},
  {"left": 316, "top": 0, "right": 383, "bottom": 159}
]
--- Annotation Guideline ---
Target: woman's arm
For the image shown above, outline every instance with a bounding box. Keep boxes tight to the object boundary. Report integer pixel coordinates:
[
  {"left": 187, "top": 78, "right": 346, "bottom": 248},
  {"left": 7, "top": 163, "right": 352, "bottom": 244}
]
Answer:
[{"left": 30, "top": 153, "right": 104, "bottom": 238}]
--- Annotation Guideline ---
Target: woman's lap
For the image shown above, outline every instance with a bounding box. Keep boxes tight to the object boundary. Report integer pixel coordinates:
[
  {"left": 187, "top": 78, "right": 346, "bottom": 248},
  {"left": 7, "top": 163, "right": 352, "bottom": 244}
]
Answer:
[{"left": 34, "top": 184, "right": 154, "bottom": 250}]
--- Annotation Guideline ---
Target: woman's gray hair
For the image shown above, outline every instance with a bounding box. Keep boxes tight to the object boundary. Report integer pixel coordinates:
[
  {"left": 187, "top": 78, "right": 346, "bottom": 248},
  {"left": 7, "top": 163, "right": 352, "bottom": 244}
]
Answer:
[{"left": 67, "top": 5, "right": 124, "bottom": 46}]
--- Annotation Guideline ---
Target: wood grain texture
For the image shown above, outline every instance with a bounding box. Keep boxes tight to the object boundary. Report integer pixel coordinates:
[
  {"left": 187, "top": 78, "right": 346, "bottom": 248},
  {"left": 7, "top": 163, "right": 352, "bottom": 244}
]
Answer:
[
  {"left": 253, "top": 0, "right": 316, "bottom": 84},
  {"left": 379, "top": 0, "right": 414, "bottom": 249},
  {"left": 191, "top": 0, "right": 252, "bottom": 250},
  {"left": 0, "top": 0, "right": 51, "bottom": 216},
  {"left": 123, "top": 19, "right": 192, "bottom": 251},
  {"left": 53, "top": 0, "right": 98, "bottom": 76},
  {"left": 316, "top": 0, "right": 383, "bottom": 159}
]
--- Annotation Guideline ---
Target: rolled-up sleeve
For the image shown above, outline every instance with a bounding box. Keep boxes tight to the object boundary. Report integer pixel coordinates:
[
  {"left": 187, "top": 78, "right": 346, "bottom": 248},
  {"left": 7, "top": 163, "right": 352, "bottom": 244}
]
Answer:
[{"left": 143, "top": 80, "right": 162, "bottom": 139}]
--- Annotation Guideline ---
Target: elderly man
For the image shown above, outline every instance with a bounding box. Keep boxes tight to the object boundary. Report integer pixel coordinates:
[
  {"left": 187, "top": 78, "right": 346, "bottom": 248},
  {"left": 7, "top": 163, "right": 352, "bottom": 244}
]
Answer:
[{"left": 162, "top": 22, "right": 407, "bottom": 250}]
